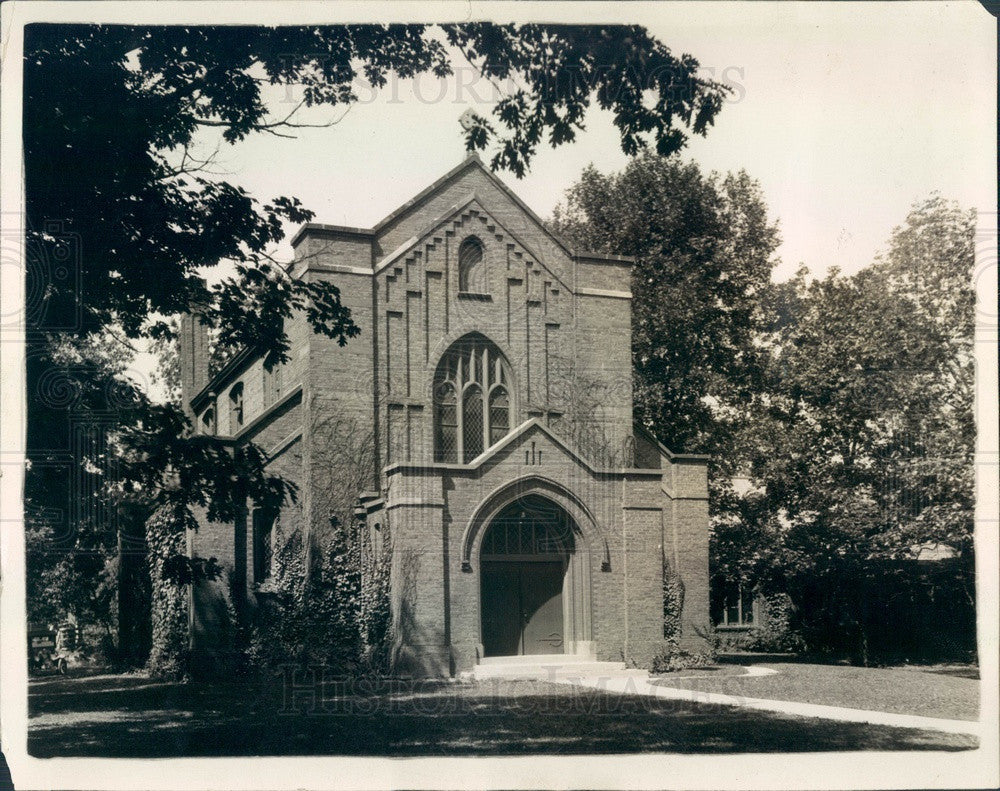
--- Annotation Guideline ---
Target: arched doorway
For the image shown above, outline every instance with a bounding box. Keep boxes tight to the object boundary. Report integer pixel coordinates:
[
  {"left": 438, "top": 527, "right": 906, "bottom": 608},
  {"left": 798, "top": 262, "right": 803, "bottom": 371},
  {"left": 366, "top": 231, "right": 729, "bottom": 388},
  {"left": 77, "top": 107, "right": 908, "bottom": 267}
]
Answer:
[{"left": 479, "top": 494, "right": 578, "bottom": 656}]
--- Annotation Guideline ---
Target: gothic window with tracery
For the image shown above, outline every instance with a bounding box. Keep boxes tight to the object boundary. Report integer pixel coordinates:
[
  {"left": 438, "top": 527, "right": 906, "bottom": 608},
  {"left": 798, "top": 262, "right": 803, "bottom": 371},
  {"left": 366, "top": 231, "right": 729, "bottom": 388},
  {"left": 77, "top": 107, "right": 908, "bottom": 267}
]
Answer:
[
  {"left": 433, "top": 334, "right": 513, "bottom": 463},
  {"left": 489, "top": 388, "right": 509, "bottom": 445}
]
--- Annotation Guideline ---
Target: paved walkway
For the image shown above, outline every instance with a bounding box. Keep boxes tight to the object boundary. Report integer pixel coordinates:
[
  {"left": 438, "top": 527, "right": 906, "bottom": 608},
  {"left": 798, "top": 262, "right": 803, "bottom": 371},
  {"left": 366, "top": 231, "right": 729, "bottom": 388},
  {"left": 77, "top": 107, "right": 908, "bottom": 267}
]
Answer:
[{"left": 553, "top": 671, "right": 984, "bottom": 738}]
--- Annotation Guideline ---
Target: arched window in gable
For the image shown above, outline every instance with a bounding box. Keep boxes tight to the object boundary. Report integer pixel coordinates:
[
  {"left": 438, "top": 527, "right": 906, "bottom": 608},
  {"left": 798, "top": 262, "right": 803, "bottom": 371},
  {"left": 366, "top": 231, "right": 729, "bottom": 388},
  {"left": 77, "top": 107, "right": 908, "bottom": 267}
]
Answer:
[
  {"left": 458, "top": 236, "right": 485, "bottom": 293},
  {"left": 433, "top": 334, "right": 513, "bottom": 463}
]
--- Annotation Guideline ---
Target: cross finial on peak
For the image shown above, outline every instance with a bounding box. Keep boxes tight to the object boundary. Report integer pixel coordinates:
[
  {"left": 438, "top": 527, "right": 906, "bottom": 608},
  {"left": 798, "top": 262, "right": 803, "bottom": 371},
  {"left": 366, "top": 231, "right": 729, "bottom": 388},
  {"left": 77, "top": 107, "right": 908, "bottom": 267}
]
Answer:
[
  {"left": 458, "top": 107, "right": 477, "bottom": 132},
  {"left": 458, "top": 109, "right": 484, "bottom": 164}
]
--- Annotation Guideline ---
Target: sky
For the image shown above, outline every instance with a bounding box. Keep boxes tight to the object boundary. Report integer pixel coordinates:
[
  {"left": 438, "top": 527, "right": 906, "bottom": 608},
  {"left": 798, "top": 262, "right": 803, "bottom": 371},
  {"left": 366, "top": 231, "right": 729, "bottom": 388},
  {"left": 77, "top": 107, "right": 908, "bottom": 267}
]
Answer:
[
  {"left": 181, "top": 1, "right": 996, "bottom": 283},
  {"left": 119, "top": 1, "right": 996, "bottom": 398}
]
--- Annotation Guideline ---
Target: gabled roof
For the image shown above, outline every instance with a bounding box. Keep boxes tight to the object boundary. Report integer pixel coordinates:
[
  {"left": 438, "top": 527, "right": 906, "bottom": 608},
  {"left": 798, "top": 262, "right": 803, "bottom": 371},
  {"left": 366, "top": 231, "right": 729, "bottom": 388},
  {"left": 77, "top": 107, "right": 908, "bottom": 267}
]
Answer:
[
  {"left": 466, "top": 417, "right": 601, "bottom": 474},
  {"left": 291, "top": 153, "right": 634, "bottom": 266},
  {"left": 384, "top": 417, "right": 664, "bottom": 478},
  {"left": 373, "top": 192, "right": 573, "bottom": 294}
]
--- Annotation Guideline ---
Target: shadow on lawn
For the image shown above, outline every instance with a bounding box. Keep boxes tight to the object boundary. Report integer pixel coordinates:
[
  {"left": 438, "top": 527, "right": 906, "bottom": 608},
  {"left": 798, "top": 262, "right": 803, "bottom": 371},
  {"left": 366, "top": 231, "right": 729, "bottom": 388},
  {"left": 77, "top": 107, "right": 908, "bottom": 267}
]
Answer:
[{"left": 28, "top": 675, "right": 977, "bottom": 757}]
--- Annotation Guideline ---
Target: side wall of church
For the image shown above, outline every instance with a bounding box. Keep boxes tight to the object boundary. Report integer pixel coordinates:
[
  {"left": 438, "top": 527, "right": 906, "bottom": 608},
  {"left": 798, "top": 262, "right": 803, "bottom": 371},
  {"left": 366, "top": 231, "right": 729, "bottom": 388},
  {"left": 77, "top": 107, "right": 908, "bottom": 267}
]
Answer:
[{"left": 293, "top": 234, "right": 379, "bottom": 549}]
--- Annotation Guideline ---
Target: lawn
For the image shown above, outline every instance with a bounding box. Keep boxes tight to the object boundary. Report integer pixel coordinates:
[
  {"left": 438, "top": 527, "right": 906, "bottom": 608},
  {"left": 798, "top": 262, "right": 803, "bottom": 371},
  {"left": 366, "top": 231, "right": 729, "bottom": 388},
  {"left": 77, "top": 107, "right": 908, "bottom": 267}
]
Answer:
[
  {"left": 27, "top": 673, "right": 977, "bottom": 757},
  {"left": 651, "top": 661, "right": 980, "bottom": 721}
]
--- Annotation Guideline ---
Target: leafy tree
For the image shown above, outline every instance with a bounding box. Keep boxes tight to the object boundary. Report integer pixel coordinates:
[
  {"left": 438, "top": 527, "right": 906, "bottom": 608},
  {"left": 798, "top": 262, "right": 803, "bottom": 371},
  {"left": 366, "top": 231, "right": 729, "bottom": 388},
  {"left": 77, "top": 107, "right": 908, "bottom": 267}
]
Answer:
[
  {"left": 552, "top": 155, "right": 781, "bottom": 647},
  {"left": 25, "top": 332, "right": 151, "bottom": 656},
  {"left": 746, "top": 196, "right": 977, "bottom": 662},
  {"left": 23, "top": 24, "right": 728, "bottom": 662},
  {"left": 551, "top": 154, "right": 779, "bottom": 463}
]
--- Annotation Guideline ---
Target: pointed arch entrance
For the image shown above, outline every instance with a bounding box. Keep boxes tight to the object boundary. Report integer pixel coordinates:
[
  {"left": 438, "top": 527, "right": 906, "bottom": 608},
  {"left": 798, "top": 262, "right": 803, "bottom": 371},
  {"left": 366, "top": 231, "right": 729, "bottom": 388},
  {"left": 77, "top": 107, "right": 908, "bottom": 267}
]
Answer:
[{"left": 479, "top": 493, "right": 592, "bottom": 657}]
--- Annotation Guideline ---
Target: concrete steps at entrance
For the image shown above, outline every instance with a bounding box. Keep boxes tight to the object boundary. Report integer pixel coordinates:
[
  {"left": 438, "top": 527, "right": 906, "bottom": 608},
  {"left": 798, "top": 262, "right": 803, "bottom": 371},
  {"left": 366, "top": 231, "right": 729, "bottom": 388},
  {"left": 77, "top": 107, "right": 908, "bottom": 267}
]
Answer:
[{"left": 470, "top": 654, "right": 650, "bottom": 681}]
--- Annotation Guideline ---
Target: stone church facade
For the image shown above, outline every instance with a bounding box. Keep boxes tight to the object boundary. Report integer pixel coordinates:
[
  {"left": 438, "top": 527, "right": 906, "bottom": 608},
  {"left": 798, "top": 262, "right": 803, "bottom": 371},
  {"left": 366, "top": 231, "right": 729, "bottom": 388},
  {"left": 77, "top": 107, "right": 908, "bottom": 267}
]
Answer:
[{"left": 179, "top": 154, "right": 710, "bottom": 676}]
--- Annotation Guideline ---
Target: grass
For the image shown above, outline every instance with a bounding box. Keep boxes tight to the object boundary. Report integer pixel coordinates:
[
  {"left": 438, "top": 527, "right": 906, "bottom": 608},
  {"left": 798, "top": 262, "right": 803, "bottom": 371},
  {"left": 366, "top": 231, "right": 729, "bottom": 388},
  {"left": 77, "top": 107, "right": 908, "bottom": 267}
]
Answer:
[
  {"left": 27, "top": 673, "right": 977, "bottom": 757},
  {"left": 651, "top": 661, "right": 980, "bottom": 721}
]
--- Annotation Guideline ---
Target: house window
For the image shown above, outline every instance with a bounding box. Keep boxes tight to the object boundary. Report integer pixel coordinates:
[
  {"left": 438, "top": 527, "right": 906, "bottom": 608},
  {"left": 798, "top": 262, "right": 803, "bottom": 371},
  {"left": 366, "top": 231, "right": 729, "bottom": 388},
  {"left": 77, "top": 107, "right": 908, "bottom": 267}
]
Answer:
[
  {"left": 252, "top": 507, "right": 277, "bottom": 583},
  {"left": 714, "top": 582, "right": 756, "bottom": 628},
  {"left": 457, "top": 236, "right": 485, "bottom": 293},
  {"left": 228, "top": 383, "right": 244, "bottom": 431},
  {"left": 433, "top": 333, "right": 513, "bottom": 463},
  {"left": 263, "top": 355, "right": 282, "bottom": 408}
]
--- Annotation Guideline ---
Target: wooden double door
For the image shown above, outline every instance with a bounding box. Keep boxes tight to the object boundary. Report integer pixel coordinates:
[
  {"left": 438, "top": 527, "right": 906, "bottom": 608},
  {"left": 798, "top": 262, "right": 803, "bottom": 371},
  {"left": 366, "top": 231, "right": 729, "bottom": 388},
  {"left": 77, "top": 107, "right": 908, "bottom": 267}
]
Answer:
[{"left": 481, "top": 559, "right": 565, "bottom": 656}]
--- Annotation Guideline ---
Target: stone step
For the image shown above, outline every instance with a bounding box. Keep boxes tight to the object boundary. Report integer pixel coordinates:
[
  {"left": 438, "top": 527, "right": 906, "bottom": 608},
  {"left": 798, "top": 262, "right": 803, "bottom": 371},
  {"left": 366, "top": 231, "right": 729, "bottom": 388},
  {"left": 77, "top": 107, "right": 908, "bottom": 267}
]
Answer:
[
  {"left": 478, "top": 653, "right": 598, "bottom": 665},
  {"left": 471, "top": 656, "right": 650, "bottom": 681}
]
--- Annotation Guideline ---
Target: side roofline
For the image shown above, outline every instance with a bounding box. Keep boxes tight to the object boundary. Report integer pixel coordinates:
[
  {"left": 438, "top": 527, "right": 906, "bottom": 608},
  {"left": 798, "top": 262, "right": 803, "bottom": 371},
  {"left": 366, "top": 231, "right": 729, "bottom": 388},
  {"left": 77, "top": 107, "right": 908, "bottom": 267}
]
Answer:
[
  {"left": 633, "top": 422, "right": 710, "bottom": 463},
  {"left": 289, "top": 223, "right": 375, "bottom": 249}
]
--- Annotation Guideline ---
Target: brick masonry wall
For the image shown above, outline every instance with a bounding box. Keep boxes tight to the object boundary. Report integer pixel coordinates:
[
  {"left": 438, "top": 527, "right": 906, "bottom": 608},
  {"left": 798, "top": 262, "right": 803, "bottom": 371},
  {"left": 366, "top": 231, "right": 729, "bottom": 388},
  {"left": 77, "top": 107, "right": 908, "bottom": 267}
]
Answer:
[
  {"left": 384, "top": 423, "right": 684, "bottom": 674},
  {"left": 300, "top": 263, "right": 377, "bottom": 550}
]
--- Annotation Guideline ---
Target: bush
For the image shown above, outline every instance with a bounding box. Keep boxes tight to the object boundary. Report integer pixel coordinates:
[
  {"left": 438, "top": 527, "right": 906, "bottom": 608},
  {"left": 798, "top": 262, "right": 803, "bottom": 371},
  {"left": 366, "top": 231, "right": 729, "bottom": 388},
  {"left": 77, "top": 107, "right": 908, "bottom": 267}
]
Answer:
[
  {"left": 663, "top": 561, "right": 684, "bottom": 646},
  {"left": 248, "top": 515, "right": 392, "bottom": 675},
  {"left": 740, "top": 594, "right": 805, "bottom": 653},
  {"left": 650, "top": 648, "right": 717, "bottom": 674},
  {"left": 144, "top": 505, "right": 193, "bottom": 679},
  {"left": 249, "top": 526, "right": 356, "bottom": 671}
]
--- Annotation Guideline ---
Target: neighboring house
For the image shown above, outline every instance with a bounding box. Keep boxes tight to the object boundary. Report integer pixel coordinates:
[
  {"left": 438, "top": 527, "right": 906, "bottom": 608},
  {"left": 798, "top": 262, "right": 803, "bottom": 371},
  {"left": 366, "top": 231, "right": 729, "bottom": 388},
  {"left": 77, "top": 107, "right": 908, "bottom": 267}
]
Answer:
[
  {"left": 179, "top": 154, "right": 711, "bottom": 677},
  {"left": 712, "top": 581, "right": 761, "bottom": 633}
]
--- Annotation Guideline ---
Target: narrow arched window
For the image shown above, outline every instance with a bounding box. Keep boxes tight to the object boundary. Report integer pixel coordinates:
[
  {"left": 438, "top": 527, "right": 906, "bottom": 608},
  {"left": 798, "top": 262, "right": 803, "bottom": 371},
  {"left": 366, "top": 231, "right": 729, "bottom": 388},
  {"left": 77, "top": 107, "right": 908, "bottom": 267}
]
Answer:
[
  {"left": 201, "top": 406, "right": 215, "bottom": 435},
  {"left": 229, "top": 383, "right": 244, "bottom": 431},
  {"left": 263, "top": 353, "right": 282, "bottom": 407},
  {"left": 458, "top": 236, "right": 485, "bottom": 293},
  {"left": 463, "top": 384, "right": 484, "bottom": 462},
  {"left": 433, "top": 333, "right": 513, "bottom": 463},
  {"left": 252, "top": 506, "right": 277, "bottom": 583},
  {"left": 489, "top": 387, "right": 509, "bottom": 445}
]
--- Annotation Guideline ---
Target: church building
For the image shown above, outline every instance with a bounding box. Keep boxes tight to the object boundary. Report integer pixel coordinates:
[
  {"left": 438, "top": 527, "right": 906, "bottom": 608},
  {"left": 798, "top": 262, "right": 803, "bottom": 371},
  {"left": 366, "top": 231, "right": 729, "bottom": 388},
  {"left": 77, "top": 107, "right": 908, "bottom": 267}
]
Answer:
[{"left": 179, "top": 154, "right": 710, "bottom": 677}]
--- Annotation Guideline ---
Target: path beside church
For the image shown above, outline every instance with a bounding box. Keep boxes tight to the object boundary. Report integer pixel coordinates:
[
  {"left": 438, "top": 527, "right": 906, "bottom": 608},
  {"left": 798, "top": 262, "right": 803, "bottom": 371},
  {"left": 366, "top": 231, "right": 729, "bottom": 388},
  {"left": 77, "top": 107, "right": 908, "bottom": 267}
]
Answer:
[{"left": 553, "top": 662, "right": 982, "bottom": 737}]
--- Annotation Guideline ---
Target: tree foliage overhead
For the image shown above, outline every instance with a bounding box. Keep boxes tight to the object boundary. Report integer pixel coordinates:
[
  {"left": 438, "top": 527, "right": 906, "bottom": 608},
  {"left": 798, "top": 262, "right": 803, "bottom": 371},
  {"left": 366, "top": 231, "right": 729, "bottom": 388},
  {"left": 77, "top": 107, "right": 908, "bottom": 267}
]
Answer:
[
  {"left": 25, "top": 23, "right": 728, "bottom": 343},
  {"left": 442, "top": 25, "right": 728, "bottom": 176}
]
